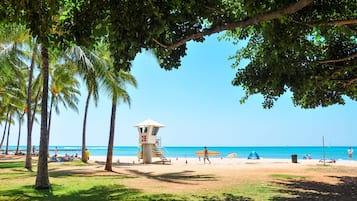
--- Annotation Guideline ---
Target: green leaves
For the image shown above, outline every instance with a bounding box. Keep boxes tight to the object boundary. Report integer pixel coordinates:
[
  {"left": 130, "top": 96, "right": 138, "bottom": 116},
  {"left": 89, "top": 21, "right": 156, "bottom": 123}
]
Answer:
[{"left": 228, "top": 0, "right": 357, "bottom": 108}]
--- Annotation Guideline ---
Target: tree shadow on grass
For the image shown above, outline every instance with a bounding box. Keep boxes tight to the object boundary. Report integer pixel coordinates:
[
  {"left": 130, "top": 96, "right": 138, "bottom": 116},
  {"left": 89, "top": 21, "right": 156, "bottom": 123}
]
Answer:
[
  {"left": 127, "top": 169, "right": 217, "bottom": 184},
  {"left": 271, "top": 176, "right": 357, "bottom": 201},
  {"left": 0, "top": 184, "right": 144, "bottom": 201},
  {"left": 0, "top": 185, "right": 253, "bottom": 201}
]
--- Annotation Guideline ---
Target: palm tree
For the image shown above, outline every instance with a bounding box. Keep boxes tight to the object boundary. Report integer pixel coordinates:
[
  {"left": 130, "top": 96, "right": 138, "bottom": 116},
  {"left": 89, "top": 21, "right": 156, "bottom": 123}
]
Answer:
[
  {"left": 0, "top": 111, "right": 9, "bottom": 152},
  {"left": 47, "top": 63, "right": 80, "bottom": 146},
  {"left": 86, "top": 41, "right": 137, "bottom": 171},
  {"left": 14, "top": 70, "right": 27, "bottom": 155},
  {"left": 101, "top": 69, "right": 137, "bottom": 171},
  {"left": 0, "top": 22, "right": 38, "bottom": 169},
  {"left": 0, "top": 42, "right": 27, "bottom": 153},
  {"left": 15, "top": 109, "right": 26, "bottom": 155},
  {"left": 25, "top": 42, "right": 40, "bottom": 170},
  {"left": 35, "top": 44, "right": 50, "bottom": 189},
  {"left": 2, "top": 77, "right": 27, "bottom": 155},
  {"left": 66, "top": 45, "right": 103, "bottom": 162}
]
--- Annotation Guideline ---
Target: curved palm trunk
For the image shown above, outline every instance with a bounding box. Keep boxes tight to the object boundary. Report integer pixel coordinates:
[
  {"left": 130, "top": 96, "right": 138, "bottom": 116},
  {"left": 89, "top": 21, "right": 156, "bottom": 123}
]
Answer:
[
  {"left": 35, "top": 44, "right": 50, "bottom": 189},
  {"left": 0, "top": 111, "right": 9, "bottom": 151},
  {"left": 47, "top": 96, "right": 54, "bottom": 149},
  {"left": 15, "top": 113, "right": 25, "bottom": 155},
  {"left": 82, "top": 90, "right": 92, "bottom": 162},
  {"left": 105, "top": 102, "right": 116, "bottom": 171},
  {"left": 26, "top": 44, "right": 37, "bottom": 169},
  {"left": 5, "top": 114, "right": 12, "bottom": 155}
]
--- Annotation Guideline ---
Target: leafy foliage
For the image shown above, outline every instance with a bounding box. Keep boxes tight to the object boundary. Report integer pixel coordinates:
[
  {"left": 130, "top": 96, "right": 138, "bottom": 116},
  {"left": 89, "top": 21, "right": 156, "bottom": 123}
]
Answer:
[{"left": 226, "top": 0, "right": 357, "bottom": 108}]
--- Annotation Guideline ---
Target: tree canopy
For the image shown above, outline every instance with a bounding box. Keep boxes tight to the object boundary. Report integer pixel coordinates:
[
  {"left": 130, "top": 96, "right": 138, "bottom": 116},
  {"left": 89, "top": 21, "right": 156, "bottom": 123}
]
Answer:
[
  {"left": 224, "top": 0, "right": 357, "bottom": 108},
  {"left": 50, "top": 0, "right": 357, "bottom": 109}
]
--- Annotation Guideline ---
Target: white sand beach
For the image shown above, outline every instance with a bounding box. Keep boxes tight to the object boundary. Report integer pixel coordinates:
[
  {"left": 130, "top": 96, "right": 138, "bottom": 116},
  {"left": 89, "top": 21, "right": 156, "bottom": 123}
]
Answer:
[{"left": 86, "top": 155, "right": 357, "bottom": 193}]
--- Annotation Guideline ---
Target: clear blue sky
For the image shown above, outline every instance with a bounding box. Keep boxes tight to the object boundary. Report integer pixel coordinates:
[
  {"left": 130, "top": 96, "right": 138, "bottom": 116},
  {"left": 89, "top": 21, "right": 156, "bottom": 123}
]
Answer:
[{"left": 7, "top": 34, "right": 357, "bottom": 147}]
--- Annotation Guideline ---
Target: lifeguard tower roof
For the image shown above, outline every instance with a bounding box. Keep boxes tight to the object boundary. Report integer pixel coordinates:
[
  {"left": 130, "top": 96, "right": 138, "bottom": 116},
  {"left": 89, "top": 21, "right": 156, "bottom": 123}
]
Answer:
[{"left": 135, "top": 119, "right": 165, "bottom": 128}]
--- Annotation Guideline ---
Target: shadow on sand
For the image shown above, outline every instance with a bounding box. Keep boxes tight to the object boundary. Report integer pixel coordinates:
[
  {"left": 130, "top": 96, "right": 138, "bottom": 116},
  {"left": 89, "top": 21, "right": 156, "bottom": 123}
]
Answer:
[
  {"left": 271, "top": 176, "right": 357, "bottom": 200},
  {"left": 126, "top": 169, "right": 217, "bottom": 184}
]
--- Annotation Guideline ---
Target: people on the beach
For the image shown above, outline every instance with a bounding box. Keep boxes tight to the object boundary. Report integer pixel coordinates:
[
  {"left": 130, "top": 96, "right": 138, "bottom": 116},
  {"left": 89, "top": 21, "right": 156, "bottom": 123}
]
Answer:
[
  {"left": 32, "top": 146, "right": 37, "bottom": 156},
  {"left": 303, "top": 154, "right": 312, "bottom": 160},
  {"left": 50, "top": 154, "right": 57, "bottom": 162},
  {"left": 54, "top": 147, "right": 58, "bottom": 155},
  {"left": 348, "top": 147, "right": 353, "bottom": 159},
  {"left": 204, "top": 146, "right": 211, "bottom": 164}
]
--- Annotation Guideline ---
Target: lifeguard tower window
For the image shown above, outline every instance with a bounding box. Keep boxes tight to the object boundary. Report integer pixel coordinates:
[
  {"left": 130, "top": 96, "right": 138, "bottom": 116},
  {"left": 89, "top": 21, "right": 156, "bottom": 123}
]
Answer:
[
  {"left": 140, "top": 127, "right": 148, "bottom": 133},
  {"left": 152, "top": 127, "right": 159, "bottom": 136}
]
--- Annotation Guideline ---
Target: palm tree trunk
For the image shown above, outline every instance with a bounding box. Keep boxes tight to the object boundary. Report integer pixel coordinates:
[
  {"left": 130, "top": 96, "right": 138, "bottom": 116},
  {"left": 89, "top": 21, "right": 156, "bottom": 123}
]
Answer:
[
  {"left": 35, "top": 44, "right": 50, "bottom": 189},
  {"left": 105, "top": 102, "right": 117, "bottom": 171},
  {"left": 31, "top": 90, "right": 41, "bottom": 127},
  {"left": 47, "top": 96, "right": 54, "bottom": 149},
  {"left": 0, "top": 111, "right": 9, "bottom": 151},
  {"left": 82, "top": 90, "right": 91, "bottom": 162},
  {"left": 5, "top": 114, "right": 12, "bottom": 155},
  {"left": 15, "top": 113, "right": 24, "bottom": 155},
  {"left": 25, "top": 44, "right": 37, "bottom": 169}
]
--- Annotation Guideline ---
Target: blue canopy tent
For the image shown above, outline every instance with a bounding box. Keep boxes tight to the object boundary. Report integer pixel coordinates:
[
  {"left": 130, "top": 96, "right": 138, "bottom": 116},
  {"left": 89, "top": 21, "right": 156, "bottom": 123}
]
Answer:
[{"left": 247, "top": 151, "right": 260, "bottom": 159}]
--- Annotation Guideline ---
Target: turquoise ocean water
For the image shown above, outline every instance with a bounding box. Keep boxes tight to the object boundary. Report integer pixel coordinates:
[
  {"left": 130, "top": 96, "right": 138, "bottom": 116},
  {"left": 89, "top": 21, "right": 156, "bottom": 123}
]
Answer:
[{"left": 5, "top": 146, "right": 355, "bottom": 160}]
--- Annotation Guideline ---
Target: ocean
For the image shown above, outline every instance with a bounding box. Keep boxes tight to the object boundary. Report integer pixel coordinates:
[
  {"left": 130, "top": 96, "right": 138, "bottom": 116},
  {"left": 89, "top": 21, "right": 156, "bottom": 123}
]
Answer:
[{"left": 4, "top": 145, "right": 355, "bottom": 160}]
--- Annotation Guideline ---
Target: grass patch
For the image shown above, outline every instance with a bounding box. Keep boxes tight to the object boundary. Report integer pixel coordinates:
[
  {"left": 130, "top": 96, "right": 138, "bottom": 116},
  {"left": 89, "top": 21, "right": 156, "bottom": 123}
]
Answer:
[
  {"left": 221, "top": 181, "right": 283, "bottom": 200},
  {"left": 271, "top": 174, "right": 308, "bottom": 179},
  {"left": 0, "top": 161, "right": 288, "bottom": 201},
  {"left": 0, "top": 161, "right": 25, "bottom": 169}
]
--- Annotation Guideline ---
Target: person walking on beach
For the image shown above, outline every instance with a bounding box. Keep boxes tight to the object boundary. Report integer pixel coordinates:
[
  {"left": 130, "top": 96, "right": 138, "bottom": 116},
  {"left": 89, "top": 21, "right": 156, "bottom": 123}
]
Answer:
[
  {"left": 348, "top": 147, "right": 353, "bottom": 159},
  {"left": 54, "top": 147, "right": 58, "bottom": 155},
  {"left": 204, "top": 146, "right": 211, "bottom": 164}
]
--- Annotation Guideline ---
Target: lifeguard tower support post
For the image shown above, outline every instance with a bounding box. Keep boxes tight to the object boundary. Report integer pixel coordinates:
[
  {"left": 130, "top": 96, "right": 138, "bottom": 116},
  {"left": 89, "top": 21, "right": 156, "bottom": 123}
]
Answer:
[{"left": 135, "top": 119, "right": 165, "bottom": 164}]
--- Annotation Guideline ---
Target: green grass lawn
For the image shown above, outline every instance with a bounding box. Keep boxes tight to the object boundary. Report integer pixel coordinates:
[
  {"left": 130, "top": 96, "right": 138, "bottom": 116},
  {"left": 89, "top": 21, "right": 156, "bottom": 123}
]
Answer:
[{"left": 0, "top": 160, "right": 293, "bottom": 201}]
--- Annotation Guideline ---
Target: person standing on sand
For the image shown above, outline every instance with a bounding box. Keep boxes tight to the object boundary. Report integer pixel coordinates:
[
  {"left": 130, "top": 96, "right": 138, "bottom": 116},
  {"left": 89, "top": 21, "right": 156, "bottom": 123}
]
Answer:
[
  {"left": 348, "top": 147, "right": 353, "bottom": 159},
  {"left": 204, "top": 146, "right": 211, "bottom": 164}
]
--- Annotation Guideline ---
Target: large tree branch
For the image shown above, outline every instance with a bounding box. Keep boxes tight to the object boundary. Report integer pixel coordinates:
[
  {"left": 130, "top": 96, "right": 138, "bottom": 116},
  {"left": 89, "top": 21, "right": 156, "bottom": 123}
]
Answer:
[
  {"left": 318, "top": 52, "right": 357, "bottom": 64},
  {"left": 293, "top": 18, "right": 357, "bottom": 27},
  {"left": 325, "top": 19, "right": 357, "bottom": 26},
  {"left": 154, "top": 0, "right": 313, "bottom": 50},
  {"left": 344, "top": 77, "right": 357, "bottom": 86}
]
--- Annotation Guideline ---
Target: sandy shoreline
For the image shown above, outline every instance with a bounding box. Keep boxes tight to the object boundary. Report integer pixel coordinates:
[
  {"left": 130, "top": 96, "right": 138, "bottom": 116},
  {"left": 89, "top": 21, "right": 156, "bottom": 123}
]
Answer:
[
  {"left": 84, "top": 155, "right": 357, "bottom": 195},
  {"left": 90, "top": 155, "right": 357, "bottom": 167},
  {"left": 2, "top": 154, "right": 357, "bottom": 197}
]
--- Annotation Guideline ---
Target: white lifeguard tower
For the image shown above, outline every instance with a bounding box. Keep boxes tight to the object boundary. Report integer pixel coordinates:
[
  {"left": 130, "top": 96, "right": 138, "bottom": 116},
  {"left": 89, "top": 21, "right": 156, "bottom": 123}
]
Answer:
[{"left": 135, "top": 119, "right": 165, "bottom": 164}]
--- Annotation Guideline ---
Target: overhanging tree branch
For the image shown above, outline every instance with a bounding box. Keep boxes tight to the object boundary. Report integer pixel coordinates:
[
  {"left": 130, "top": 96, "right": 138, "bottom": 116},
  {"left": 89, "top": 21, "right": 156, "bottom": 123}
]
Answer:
[
  {"left": 344, "top": 77, "right": 357, "bottom": 86},
  {"left": 325, "top": 19, "right": 357, "bottom": 26},
  {"left": 318, "top": 52, "right": 357, "bottom": 64},
  {"left": 154, "top": 0, "right": 313, "bottom": 50}
]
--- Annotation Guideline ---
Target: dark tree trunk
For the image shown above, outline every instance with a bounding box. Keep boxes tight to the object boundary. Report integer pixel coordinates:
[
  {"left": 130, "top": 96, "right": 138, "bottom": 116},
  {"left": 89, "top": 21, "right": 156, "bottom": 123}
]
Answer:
[
  {"left": 5, "top": 114, "right": 12, "bottom": 155},
  {"left": 0, "top": 111, "right": 9, "bottom": 151},
  {"left": 105, "top": 102, "right": 116, "bottom": 171},
  {"left": 82, "top": 91, "right": 91, "bottom": 162},
  {"left": 15, "top": 114, "right": 24, "bottom": 155},
  {"left": 35, "top": 44, "right": 50, "bottom": 189},
  {"left": 25, "top": 44, "right": 37, "bottom": 170},
  {"left": 47, "top": 96, "right": 54, "bottom": 149}
]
